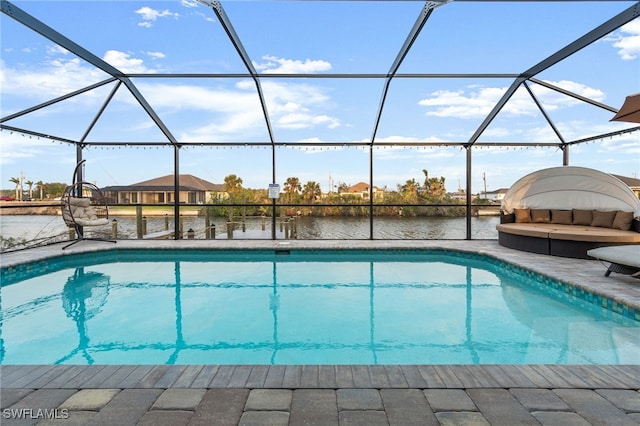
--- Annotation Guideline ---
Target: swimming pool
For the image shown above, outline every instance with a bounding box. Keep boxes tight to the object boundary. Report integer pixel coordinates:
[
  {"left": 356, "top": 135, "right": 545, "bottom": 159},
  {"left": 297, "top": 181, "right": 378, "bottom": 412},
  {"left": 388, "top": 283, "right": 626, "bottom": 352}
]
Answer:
[{"left": 1, "top": 249, "right": 638, "bottom": 365}]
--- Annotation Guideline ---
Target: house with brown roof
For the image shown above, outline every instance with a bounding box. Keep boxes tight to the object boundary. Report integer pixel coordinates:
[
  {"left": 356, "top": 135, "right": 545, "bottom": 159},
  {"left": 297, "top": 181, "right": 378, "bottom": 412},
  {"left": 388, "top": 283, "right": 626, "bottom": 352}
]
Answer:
[
  {"left": 340, "top": 182, "right": 384, "bottom": 200},
  {"left": 612, "top": 174, "right": 640, "bottom": 199},
  {"left": 102, "top": 174, "right": 226, "bottom": 205}
]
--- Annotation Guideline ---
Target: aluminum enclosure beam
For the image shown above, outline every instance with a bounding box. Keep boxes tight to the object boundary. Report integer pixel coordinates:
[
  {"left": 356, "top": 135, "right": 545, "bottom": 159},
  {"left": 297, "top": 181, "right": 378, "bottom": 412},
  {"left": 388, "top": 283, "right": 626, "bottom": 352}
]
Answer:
[
  {"left": 80, "top": 82, "right": 123, "bottom": 144},
  {"left": 197, "top": 0, "right": 276, "bottom": 144},
  {"left": 0, "top": 78, "right": 117, "bottom": 124},
  {"left": 370, "top": 1, "right": 450, "bottom": 144},
  {"left": 1, "top": 0, "right": 178, "bottom": 145},
  {"left": 465, "top": 1, "right": 640, "bottom": 147},
  {"left": 529, "top": 78, "right": 619, "bottom": 113},
  {"left": 0, "top": 0, "right": 122, "bottom": 77},
  {"left": 523, "top": 81, "right": 565, "bottom": 144}
]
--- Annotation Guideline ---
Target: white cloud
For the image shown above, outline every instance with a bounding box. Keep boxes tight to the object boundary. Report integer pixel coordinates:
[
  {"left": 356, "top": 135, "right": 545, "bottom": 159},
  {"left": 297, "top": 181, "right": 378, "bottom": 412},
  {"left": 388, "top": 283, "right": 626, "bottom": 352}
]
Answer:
[
  {"left": 134, "top": 77, "right": 343, "bottom": 138},
  {"left": 419, "top": 88, "right": 507, "bottom": 119},
  {"left": 0, "top": 57, "right": 105, "bottom": 98},
  {"left": 262, "top": 80, "right": 342, "bottom": 129},
  {"left": 418, "top": 80, "right": 605, "bottom": 119},
  {"left": 0, "top": 48, "right": 162, "bottom": 102},
  {"left": 145, "top": 51, "right": 166, "bottom": 60},
  {"left": 277, "top": 113, "right": 340, "bottom": 130},
  {"left": 135, "top": 6, "right": 178, "bottom": 28},
  {"left": 1, "top": 52, "right": 343, "bottom": 144},
  {"left": 103, "top": 50, "right": 155, "bottom": 74},
  {"left": 181, "top": 0, "right": 199, "bottom": 8},
  {"left": 374, "top": 135, "right": 445, "bottom": 144},
  {"left": 605, "top": 19, "right": 640, "bottom": 60},
  {"left": 254, "top": 55, "right": 332, "bottom": 74},
  {"left": 0, "top": 133, "right": 70, "bottom": 167},
  {"left": 46, "top": 45, "right": 69, "bottom": 56},
  {"left": 137, "top": 82, "right": 258, "bottom": 112}
]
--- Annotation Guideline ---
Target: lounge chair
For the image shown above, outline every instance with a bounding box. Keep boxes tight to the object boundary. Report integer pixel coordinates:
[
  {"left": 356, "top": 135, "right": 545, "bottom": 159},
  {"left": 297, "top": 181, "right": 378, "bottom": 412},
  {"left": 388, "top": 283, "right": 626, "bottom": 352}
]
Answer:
[{"left": 587, "top": 245, "right": 640, "bottom": 278}]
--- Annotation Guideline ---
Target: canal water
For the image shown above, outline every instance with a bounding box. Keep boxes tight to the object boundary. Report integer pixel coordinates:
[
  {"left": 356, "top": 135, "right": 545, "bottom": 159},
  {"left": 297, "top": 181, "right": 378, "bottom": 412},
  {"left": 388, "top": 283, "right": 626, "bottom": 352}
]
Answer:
[{"left": 1, "top": 215, "right": 499, "bottom": 245}]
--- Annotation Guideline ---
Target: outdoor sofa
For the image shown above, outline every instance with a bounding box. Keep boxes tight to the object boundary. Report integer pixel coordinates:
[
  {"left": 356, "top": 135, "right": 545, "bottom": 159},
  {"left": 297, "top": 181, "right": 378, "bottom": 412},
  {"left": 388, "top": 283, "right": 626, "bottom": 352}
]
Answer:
[{"left": 496, "top": 166, "right": 640, "bottom": 259}]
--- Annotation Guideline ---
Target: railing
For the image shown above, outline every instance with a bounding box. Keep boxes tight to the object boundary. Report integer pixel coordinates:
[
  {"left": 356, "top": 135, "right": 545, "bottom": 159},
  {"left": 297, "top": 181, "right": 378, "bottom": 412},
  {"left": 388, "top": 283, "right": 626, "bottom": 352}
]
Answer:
[{"left": 0, "top": 201, "right": 501, "bottom": 248}]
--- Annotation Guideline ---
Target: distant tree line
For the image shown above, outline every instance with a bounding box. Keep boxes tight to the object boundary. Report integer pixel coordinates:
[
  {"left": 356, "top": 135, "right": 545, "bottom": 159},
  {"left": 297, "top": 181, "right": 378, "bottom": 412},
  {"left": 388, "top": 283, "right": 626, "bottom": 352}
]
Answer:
[
  {"left": 205, "top": 170, "right": 485, "bottom": 218},
  {"left": 4, "top": 177, "right": 67, "bottom": 200}
]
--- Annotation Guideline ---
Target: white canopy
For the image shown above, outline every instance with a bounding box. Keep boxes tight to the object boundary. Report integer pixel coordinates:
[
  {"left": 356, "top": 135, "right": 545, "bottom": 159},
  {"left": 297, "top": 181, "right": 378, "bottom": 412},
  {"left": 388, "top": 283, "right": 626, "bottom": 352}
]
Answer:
[{"left": 501, "top": 166, "right": 640, "bottom": 216}]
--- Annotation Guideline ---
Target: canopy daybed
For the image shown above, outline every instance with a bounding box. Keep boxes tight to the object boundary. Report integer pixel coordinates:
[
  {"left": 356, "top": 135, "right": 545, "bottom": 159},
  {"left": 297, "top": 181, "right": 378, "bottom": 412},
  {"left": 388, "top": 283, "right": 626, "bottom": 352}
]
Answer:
[{"left": 497, "top": 166, "right": 640, "bottom": 259}]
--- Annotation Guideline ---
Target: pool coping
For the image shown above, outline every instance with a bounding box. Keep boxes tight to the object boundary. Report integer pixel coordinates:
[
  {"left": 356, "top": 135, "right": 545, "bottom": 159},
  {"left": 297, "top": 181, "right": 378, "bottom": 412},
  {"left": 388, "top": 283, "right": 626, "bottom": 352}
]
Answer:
[{"left": 2, "top": 364, "right": 640, "bottom": 390}]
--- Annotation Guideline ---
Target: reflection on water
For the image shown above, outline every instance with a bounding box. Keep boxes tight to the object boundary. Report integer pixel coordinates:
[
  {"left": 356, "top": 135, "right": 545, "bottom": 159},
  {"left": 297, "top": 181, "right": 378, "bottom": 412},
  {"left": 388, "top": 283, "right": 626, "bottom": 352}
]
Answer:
[
  {"left": 1, "top": 215, "right": 499, "bottom": 241},
  {"left": 1, "top": 251, "right": 638, "bottom": 365},
  {"left": 61, "top": 268, "right": 110, "bottom": 364}
]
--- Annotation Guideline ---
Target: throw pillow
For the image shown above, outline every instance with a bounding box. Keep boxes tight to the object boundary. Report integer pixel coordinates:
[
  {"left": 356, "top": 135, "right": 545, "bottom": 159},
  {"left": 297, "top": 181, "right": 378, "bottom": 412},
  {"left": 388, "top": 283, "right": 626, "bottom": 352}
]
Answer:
[
  {"left": 611, "top": 210, "right": 634, "bottom": 231},
  {"left": 514, "top": 208, "right": 531, "bottom": 223},
  {"left": 591, "top": 210, "right": 617, "bottom": 228},
  {"left": 551, "top": 210, "right": 572, "bottom": 225},
  {"left": 572, "top": 209, "right": 593, "bottom": 226},
  {"left": 531, "top": 209, "right": 550, "bottom": 223}
]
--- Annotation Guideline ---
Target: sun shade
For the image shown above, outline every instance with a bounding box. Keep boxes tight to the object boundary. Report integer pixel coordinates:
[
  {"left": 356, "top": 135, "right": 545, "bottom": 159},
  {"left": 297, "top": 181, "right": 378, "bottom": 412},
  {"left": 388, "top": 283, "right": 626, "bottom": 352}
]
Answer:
[
  {"left": 610, "top": 93, "right": 640, "bottom": 124},
  {"left": 501, "top": 166, "right": 640, "bottom": 216}
]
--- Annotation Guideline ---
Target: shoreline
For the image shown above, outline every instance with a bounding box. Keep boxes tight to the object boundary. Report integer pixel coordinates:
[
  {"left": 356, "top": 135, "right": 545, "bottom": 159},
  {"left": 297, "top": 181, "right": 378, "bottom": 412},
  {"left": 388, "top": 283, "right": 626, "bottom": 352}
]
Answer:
[{"left": 0, "top": 202, "right": 502, "bottom": 217}]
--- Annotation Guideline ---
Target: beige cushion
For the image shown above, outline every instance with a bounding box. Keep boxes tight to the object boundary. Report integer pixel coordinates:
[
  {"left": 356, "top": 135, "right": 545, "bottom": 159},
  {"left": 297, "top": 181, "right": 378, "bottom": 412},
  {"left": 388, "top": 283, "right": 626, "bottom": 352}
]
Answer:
[
  {"left": 75, "top": 217, "right": 109, "bottom": 227},
  {"left": 70, "top": 206, "right": 85, "bottom": 218},
  {"left": 551, "top": 210, "right": 572, "bottom": 225},
  {"left": 572, "top": 209, "right": 593, "bottom": 226},
  {"left": 514, "top": 208, "right": 531, "bottom": 223},
  {"left": 612, "top": 211, "right": 634, "bottom": 231},
  {"left": 531, "top": 209, "right": 550, "bottom": 223},
  {"left": 496, "top": 223, "right": 554, "bottom": 238},
  {"left": 498, "top": 222, "right": 640, "bottom": 243},
  {"left": 591, "top": 210, "right": 617, "bottom": 228},
  {"left": 68, "top": 197, "right": 91, "bottom": 207},
  {"left": 85, "top": 205, "right": 98, "bottom": 219},
  {"left": 62, "top": 206, "right": 73, "bottom": 223}
]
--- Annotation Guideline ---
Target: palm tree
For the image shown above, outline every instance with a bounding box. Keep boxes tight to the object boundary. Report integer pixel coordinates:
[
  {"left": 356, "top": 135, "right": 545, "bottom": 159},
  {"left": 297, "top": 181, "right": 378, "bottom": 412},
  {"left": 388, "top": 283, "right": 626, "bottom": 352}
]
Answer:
[
  {"left": 399, "top": 178, "right": 419, "bottom": 202},
  {"left": 337, "top": 182, "right": 349, "bottom": 193},
  {"left": 36, "top": 180, "right": 44, "bottom": 200},
  {"left": 223, "top": 174, "right": 243, "bottom": 197},
  {"left": 302, "top": 181, "right": 321, "bottom": 202},
  {"left": 422, "top": 169, "right": 446, "bottom": 199},
  {"left": 9, "top": 177, "right": 20, "bottom": 200},
  {"left": 223, "top": 174, "right": 243, "bottom": 220},
  {"left": 25, "top": 180, "right": 34, "bottom": 199},
  {"left": 284, "top": 177, "right": 301, "bottom": 203}
]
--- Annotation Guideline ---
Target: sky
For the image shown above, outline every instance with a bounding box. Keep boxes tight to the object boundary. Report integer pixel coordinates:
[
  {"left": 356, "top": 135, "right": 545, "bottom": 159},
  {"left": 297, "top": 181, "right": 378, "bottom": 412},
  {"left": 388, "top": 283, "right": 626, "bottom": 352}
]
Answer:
[{"left": 1, "top": 0, "right": 639, "bottom": 195}]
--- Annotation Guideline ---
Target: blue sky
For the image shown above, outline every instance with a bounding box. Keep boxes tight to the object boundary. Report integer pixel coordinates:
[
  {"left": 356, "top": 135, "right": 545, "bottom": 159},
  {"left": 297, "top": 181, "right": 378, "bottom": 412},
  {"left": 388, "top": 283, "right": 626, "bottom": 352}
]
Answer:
[{"left": 1, "top": 0, "right": 639, "bottom": 195}]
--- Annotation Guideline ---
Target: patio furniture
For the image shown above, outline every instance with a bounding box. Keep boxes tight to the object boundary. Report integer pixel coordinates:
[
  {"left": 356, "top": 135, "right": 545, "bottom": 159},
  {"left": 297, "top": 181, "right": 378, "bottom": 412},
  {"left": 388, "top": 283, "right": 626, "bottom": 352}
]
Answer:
[
  {"left": 61, "top": 161, "right": 116, "bottom": 249},
  {"left": 497, "top": 166, "right": 640, "bottom": 259},
  {"left": 587, "top": 245, "right": 640, "bottom": 277}
]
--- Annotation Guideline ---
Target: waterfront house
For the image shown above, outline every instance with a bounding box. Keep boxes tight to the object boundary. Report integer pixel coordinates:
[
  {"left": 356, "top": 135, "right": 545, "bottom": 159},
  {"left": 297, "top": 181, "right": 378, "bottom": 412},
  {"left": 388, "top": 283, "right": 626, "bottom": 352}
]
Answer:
[
  {"left": 102, "top": 174, "right": 226, "bottom": 205},
  {"left": 612, "top": 174, "right": 640, "bottom": 199},
  {"left": 340, "top": 182, "right": 385, "bottom": 201}
]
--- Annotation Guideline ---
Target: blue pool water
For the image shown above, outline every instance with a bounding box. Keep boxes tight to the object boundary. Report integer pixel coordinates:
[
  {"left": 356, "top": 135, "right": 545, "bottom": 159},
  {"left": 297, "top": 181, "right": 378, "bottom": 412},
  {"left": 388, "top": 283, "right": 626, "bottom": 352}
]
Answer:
[{"left": 1, "top": 249, "right": 638, "bottom": 365}]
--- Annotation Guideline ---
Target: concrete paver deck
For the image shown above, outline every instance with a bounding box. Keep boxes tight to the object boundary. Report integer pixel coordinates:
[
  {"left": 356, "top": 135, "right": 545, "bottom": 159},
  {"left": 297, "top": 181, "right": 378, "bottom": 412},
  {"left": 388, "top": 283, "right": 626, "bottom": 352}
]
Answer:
[
  {"left": 1, "top": 240, "right": 640, "bottom": 425},
  {"left": 2, "top": 379, "right": 640, "bottom": 425}
]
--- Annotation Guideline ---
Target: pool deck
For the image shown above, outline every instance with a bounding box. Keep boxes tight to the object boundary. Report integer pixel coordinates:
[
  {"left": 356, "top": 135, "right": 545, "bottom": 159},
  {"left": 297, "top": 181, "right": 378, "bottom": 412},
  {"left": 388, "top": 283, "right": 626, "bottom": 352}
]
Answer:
[{"left": 1, "top": 240, "right": 640, "bottom": 425}]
